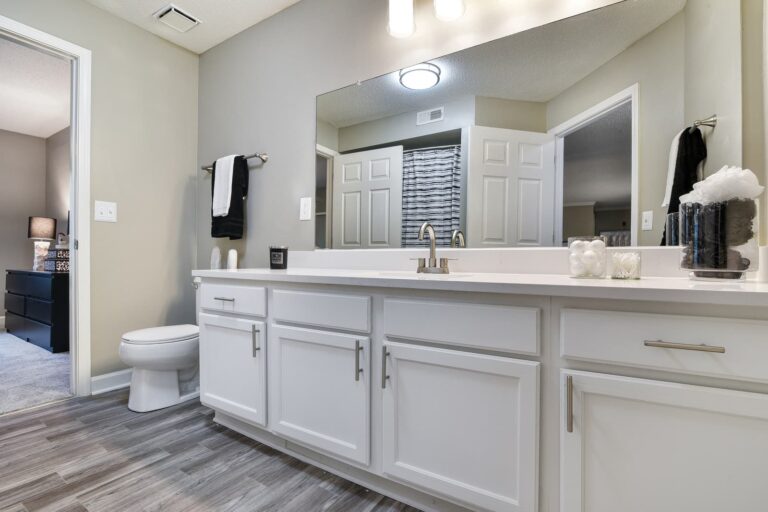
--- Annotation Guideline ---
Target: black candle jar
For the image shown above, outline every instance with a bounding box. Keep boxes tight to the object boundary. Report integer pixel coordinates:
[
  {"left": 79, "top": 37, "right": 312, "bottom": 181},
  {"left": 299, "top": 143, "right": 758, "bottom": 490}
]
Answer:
[{"left": 269, "top": 246, "right": 289, "bottom": 269}]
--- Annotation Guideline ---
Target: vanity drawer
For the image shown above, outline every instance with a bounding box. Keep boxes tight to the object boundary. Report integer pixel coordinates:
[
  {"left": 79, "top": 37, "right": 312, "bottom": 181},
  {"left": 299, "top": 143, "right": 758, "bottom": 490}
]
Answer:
[
  {"left": 384, "top": 298, "right": 539, "bottom": 355},
  {"left": 561, "top": 308, "right": 768, "bottom": 383},
  {"left": 272, "top": 289, "right": 371, "bottom": 333},
  {"left": 200, "top": 282, "right": 266, "bottom": 317}
]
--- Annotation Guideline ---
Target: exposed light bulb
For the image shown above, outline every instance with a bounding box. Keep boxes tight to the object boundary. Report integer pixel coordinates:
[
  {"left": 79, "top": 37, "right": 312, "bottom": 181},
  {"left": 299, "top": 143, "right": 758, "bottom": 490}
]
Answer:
[
  {"left": 434, "top": 0, "right": 465, "bottom": 21},
  {"left": 388, "top": 0, "right": 415, "bottom": 38}
]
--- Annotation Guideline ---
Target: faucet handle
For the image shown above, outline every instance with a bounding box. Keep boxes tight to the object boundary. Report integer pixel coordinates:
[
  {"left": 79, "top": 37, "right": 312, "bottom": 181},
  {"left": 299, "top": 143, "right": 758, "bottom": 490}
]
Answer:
[{"left": 411, "top": 257, "right": 426, "bottom": 272}]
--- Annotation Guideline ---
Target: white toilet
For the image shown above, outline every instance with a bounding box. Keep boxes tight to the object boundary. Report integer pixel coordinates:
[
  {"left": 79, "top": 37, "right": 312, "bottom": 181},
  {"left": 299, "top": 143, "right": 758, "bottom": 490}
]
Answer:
[{"left": 119, "top": 324, "right": 200, "bottom": 412}]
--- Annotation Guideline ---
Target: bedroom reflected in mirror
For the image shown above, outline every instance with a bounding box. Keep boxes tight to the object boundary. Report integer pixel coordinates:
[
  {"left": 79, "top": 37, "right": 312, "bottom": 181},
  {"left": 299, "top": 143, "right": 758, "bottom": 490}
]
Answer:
[{"left": 315, "top": 0, "right": 747, "bottom": 249}]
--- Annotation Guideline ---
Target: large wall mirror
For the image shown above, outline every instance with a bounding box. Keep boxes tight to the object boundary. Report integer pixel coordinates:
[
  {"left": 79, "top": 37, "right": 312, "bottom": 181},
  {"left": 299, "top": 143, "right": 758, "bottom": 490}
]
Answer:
[{"left": 315, "top": 0, "right": 748, "bottom": 249}]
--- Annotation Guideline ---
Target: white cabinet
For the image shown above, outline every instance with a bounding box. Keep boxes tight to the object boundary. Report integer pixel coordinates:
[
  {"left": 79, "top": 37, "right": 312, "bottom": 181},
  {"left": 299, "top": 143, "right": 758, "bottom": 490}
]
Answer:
[
  {"left": 382, "top": 341, "right": 539, "bottom": 512},
  {"left": 561, "top": 370, "right": 768, "bottom": 512},
  {"left": 199, "top": 313, "right": 267, "bottom": 426},
  {"left": 270, "top": 325, "right": 371, "bottom": 465}
]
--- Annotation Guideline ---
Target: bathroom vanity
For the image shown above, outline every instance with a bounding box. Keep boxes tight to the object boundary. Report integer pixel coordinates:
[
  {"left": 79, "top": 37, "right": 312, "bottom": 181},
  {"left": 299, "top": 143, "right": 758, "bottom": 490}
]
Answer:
[{"left": 193, "top": 261, "right": 768, "bottom": 512}]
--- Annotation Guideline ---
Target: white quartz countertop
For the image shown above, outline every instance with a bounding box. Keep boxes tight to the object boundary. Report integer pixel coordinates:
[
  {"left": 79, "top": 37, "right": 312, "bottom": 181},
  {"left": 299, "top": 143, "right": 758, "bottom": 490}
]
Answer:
[{"left": 192, "top": 267, "right": 768, "bottom": 307}]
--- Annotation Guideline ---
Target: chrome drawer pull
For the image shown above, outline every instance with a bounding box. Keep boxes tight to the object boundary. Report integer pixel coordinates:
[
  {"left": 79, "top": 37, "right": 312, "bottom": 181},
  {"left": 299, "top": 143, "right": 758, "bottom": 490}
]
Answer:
[
  {"left": 252, "top": 325, "right": 261, "bottom": 356},
  {"left": 214, "top": 296, "right": 235, "bottom": 302},
  {"left": 354, "top": 340, "right": 363, "bottom": 382},
  {"left": 643, "top": 340, "right": 725, "bottom": 354},
  {"left": 566, "top": 375, "right": 574, "bottom": 434},
  {"left": 381, "top": 346, "right": 390, "bottom": 389}
]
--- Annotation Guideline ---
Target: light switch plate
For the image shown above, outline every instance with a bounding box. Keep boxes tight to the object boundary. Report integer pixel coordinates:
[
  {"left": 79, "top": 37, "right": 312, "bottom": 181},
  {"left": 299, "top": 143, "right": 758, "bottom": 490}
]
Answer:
[
  {"left": 641, "top": 210, "right": 653, "bottom": 231},
  {"left": 95, "top": 200, "right": 117, "bottom": 222},
  {"left": 299, "top": 197, "right": 312, "bottom": 221}
]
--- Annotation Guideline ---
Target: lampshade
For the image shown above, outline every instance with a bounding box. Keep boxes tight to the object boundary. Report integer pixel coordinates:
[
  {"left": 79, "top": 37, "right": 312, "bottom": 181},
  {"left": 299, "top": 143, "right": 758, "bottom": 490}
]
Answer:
[{"left": 28, "top": 216, "right": 57, "bottom": 240}]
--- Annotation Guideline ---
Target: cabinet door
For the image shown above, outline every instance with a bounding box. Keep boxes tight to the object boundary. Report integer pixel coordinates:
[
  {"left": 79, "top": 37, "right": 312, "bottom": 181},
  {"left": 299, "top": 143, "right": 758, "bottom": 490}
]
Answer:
[
  {"left": 199, "top": 313, "right": 267, "bottom": 426},
  {"left": 270, "top": 325, "right": 370, "bottom": 465},
  {"left": 382, "top": 341, "right": 539, "bottom": 512},
  {"left": 561, "top": 370, "right": 768, "bottom": 512}
]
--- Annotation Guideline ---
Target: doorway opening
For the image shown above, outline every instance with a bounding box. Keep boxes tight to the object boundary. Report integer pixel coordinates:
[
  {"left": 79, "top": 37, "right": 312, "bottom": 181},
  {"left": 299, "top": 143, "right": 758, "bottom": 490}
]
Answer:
[
  {"left": 0, "top": 14, "right": 92, "bottom": 413},
  {"left": 551, "top": 84, "right": 638, "bottom": 246}
]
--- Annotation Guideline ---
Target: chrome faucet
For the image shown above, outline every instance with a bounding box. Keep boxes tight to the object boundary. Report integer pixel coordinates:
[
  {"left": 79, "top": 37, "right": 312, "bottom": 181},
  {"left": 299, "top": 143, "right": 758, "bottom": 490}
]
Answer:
[
  {"left": 450, "top": 229, "right": 466, "bottom": 248},
  {"left": 416, "top": 222, "right": 449, "bottom": 274}
]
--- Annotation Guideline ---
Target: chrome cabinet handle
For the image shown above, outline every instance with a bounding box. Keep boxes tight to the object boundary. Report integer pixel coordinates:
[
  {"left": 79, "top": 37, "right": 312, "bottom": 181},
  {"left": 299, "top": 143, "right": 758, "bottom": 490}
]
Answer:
[
  {"left": 381, "top": 346, "right": 390, "bottom": 389},
  {"left": 643, "top": 339, "right": 725, "bottom": 353},
  {"left": 566, "top": 375, "right": 574, "bottom": 434},
  {"left": 214, "top": 296, "right": 235, "bottom": 302},
  {"left": 252, "top": 324, "right": 261, "bottom": 356},
  {"left": 354, "top": 340, "right": 363, "bottom": 382}
]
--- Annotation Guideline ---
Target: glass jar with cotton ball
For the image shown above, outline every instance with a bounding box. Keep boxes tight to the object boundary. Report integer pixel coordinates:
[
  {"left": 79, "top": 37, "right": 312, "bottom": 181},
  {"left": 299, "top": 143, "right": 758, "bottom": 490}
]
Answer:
[
  {"left": 568, "top": 236, "right": 607, "bottom": 278},
  {"left": 611, "top": 251, "right": 642, "bottom": 280}
]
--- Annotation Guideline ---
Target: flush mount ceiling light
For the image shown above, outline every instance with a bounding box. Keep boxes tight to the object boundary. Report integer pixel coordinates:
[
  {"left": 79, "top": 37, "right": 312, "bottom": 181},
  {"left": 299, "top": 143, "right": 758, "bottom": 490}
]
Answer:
[
  {"left": 399, "top": 63, "right": 441, "bottom": 90},
  {"left": 434, "top": 0, "right": 465, "bottom": 21},
  {"left": 154, "top": 4, "right": 200, "bottom": 33},
  {"left": 388, "top": 0, "right": 415, "bottom": 38}
]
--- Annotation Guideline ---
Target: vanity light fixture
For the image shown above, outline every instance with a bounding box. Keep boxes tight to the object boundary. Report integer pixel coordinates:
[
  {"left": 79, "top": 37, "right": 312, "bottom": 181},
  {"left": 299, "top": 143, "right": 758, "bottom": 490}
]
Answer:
[
  {"left": 434, "top": 0, "right": 465, "bottom": 21},
  {"left": 388, "top": 0, "right": 415, "bottom": 38},
  {"left": 399, "top": 63, "right": 441, "bottom": 90}
]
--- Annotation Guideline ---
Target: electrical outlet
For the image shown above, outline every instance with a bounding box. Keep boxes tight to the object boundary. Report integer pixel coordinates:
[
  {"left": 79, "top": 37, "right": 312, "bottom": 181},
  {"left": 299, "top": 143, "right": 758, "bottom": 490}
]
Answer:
[
  {"left": 299, "top": 197, "right": 312, "bottom": 221},
  {"left": 641, "top": 210, "right": 653, "bottom": 231},
  {"left": 95, "top": 200, "right": 117, "bottom": 222}
]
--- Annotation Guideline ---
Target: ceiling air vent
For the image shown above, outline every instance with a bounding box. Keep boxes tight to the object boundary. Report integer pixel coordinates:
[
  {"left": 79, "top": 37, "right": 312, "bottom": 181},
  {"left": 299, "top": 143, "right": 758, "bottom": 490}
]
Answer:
[
  {"left": 154, "top": 4, "right": 200, "bottom": 33},
  {"left": 416, "top": 107, "right": 444, "bottom": 126}
]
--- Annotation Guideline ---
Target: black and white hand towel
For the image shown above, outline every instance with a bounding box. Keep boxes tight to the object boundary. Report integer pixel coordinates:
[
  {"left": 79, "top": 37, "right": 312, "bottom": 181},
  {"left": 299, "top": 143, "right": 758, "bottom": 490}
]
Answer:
[{"left": 212, "top": 155, "right": 249, "bottom": 240}]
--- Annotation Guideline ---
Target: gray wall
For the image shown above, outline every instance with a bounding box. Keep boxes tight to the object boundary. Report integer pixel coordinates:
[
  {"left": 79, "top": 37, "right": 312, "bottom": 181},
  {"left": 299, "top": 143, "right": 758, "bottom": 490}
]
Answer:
[
  {"left": 337, "top": 95, "right": 474, "bottom": 152},
  {"left": 197, "top": 0, "right": 620, "bottom": 266},
  {"left": 0, "top": 129, "right": 47, "bottom": 313},
  {"left": 547, "top": 12, "right": 686, "bottom": 246},
  {"left": 0, "top": 0, "right": 199, "bottom": 375},
  {"left": 45, "top": 126, "right": 70, "bottom": 232},
  {"left": 475, "top": 97, "right": 547, "bottom": 133}
]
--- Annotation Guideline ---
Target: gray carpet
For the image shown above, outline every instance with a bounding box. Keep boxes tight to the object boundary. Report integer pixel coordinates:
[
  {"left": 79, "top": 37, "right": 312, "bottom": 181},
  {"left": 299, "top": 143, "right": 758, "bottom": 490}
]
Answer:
[{"left": 0, "top": 332, "right": 71, "bottom": 414}]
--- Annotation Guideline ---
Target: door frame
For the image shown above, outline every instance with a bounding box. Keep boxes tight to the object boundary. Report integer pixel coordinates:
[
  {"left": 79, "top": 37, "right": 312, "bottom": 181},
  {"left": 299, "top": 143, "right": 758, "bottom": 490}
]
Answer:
[
  {"left": 0, "top": 15, "right": 93, "bottom": 396},
  {"left": 548, "top": 83, "right": 639, "bottom": 246},
  {"left": 316, "top": 144, "right": 337, "bottom": 248}
]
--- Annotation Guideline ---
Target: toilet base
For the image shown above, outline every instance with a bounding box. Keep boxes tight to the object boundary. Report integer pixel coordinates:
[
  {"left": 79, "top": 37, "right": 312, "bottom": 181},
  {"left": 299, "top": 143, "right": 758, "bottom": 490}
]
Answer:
[{"left": 128, "top": 368, "right": 199, "bottom": 413}]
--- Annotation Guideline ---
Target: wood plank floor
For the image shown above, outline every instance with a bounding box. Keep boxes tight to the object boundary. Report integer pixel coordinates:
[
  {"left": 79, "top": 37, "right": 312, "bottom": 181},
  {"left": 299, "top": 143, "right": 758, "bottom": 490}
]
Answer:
[{"left": 0, "top": 391, "right": 421, "bottom": 512}]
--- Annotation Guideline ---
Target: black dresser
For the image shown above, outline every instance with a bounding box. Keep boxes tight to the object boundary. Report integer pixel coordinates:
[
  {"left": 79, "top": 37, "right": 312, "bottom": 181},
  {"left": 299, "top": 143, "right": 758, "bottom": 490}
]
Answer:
[{"left": 5, "top": 270, "right": 69, "bottom": 353}]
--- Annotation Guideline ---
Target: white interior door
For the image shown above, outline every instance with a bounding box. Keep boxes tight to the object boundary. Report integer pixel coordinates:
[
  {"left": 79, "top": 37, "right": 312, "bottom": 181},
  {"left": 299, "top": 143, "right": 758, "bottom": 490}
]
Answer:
[
  {"left": 561, "top": 370, "right": 768, "bottom": 512},
  {"left": 382, "top": 341, "right": 539, "bottom": 512},
  {"left": 467, "top": 126, "right": 555, "bottom": 247},
  {"left": 332, "top": 146, "right": 403, "bottom": 248},
  {"left": 199, "top": 313, "right": 267, "bottom": 426}
]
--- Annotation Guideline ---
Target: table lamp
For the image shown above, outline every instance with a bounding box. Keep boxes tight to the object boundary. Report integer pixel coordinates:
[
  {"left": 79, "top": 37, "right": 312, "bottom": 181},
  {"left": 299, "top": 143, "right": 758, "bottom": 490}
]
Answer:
[{"left": 28, "top": 216, "right": 56, "bottom": 271}]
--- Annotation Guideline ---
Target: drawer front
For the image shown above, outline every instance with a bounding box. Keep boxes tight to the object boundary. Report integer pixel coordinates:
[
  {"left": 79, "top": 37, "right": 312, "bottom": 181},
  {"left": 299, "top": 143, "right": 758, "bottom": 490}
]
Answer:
[
  {"left": 26, "top": 298, "right": 53, "bottom": 325},
  {"left": 17, "top": 274, "right": 53, "bottom": 300},
  {"left": 272, "top": 289, "right": 371, "bottom": 333},
  {"left": 5, "top": 272, "right": 26, "bottom": 295},
  {"left": 5, "top": 292, "right": 25, "bottom": 316},
  {"left": 200, "top": 282, "right": 266, "bottom": 317},
  {"left": 384, "top": 298, "right": 539, "bottom": 355},
  {"left": 561, "top": 308, "right": 768, "bottom": 382}
]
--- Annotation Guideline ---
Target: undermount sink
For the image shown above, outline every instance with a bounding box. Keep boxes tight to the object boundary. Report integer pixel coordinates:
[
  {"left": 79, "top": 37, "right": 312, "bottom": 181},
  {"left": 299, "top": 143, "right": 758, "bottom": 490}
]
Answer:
[{"left": 376, "top": 271, "right": 474, "bottom": 279}]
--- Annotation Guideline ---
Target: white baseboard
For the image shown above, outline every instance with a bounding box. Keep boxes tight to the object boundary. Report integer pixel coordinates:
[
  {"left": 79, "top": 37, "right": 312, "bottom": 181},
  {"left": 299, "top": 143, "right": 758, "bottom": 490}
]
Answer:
[
  {"left": 0, "top": 315, "right": 5, "bottom": 330},
  {"left": 91, "top": 368, "right": 132, "bottom": 394}
]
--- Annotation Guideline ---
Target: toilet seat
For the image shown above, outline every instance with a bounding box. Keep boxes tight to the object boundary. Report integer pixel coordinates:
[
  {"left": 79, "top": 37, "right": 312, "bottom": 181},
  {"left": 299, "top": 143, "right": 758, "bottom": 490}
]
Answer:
[{"left": 122, "top": 324, "right": 199, "bottom": 345}]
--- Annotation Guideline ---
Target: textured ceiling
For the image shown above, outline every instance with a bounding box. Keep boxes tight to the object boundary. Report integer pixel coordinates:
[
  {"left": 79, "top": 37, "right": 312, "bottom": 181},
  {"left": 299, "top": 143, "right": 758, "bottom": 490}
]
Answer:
[
  {"left": 317, "top": 0, "right": 685, "bottom": 128},
  {"left": 564, "top": 101, "right": 632, "bottom": 208},
  {"left": 84, "top": 0, "right": 302, "bottom": 54},
  {"left": 0, "top": 37, "right": 70, "bottom": 139}
]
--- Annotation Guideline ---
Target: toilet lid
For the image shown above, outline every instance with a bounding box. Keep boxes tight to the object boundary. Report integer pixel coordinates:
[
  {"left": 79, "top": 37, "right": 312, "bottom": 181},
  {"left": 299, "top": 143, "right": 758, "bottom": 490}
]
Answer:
[{"left": 122, "top": 324, "right": 199, "bottom": 345}]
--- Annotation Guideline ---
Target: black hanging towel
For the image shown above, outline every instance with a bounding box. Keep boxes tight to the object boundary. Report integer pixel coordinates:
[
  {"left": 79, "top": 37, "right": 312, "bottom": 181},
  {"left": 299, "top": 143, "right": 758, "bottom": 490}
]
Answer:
[
  {"left": 211, "top": 155, "right": 249, "bottom": 240},
  {"left": 661, "top": 127, "right": 707, "bottom": 245}
]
